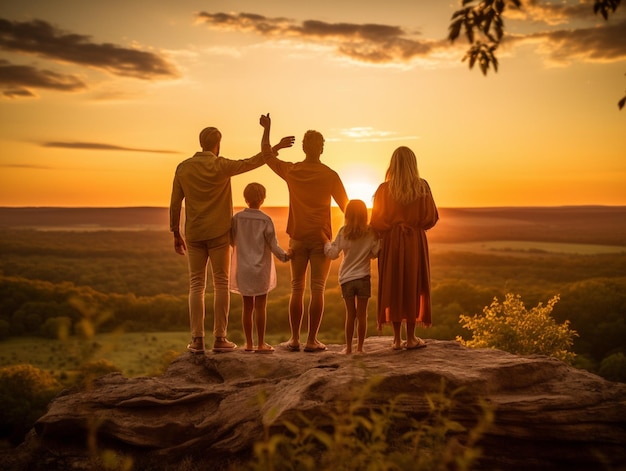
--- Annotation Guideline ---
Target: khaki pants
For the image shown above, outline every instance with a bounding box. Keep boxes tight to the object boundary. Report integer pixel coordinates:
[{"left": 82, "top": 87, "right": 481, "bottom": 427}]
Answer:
[{"left": 187, "top": 232, "right": 230, "bottom": 339}]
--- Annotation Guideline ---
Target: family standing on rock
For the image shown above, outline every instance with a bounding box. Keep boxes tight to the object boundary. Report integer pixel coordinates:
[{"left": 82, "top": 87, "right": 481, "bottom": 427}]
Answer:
[{"left": 169, "top": 114, "right": 438, "bottom": 355}]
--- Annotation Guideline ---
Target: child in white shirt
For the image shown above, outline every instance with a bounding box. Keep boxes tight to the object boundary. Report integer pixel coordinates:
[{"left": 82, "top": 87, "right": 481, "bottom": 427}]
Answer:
[
  {"left": 231, "top": 183, "right": 289, "bottom": 353},
  {"left": 325, "top": 199, "right": 380, "bottom": 353}
]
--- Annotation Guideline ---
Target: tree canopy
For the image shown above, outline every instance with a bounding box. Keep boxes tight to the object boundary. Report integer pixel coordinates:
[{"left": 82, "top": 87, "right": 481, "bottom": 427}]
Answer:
[{"left": 448, "top": 0, "right": 625, "bottom": 109}]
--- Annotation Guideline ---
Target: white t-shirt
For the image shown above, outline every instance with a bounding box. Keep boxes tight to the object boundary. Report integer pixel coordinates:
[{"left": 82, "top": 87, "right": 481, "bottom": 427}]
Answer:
[
  {"left": 324, "top": 226, "right": 380, "bottom": 285},
  {"left": 230, "top": 208, "right": 288, "bottom": 296}
]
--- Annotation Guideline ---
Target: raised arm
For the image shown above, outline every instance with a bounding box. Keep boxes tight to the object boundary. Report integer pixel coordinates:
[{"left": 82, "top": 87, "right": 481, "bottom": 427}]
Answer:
[
  {"left": 260, "top": 113, "right": 272, "bottom": 155},
  {"left": 272, "top": 136, "right": 296, "bottom": 154}
]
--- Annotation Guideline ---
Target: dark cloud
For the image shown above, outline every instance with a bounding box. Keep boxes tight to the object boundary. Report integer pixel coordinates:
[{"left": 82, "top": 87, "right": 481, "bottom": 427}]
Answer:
[
  {"left": 195, "top": 11, "right": 438, "bottom": 64},
  {"left": 510, "top": 18, "right": 626, "bottom": 64},
  {"left": 1, "top": 163, "right": 55, "bottom": 169},
  {"left": 41, "top": 141, "right": 181, "bottom": 154},
  {"left": 0, "top": 18, "right": 179, "bottom": 80},
  {"left": 3, "top": 88, "right": 36, "bottom": 98},
  {"left": 510, "top": 0, "right": 594, "bottom": 25},
  {"left": 0, "top": 60, "right": 86, "bottom": 98}
]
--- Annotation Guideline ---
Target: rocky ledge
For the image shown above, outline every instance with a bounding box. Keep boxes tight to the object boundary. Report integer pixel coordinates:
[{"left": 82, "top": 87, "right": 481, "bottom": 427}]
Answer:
[{"left": 10, "top": 337, "right": 626, "bottom": 470}]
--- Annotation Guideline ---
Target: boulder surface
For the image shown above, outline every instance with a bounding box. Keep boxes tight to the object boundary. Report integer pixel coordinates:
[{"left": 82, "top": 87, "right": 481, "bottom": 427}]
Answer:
[{"left": 11, "top": 337, "right": 626, "bottom": 470}]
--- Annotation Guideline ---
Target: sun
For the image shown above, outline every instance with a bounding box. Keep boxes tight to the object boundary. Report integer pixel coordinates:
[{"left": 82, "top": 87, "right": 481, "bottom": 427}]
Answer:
[{"left": 343, "top": 177, "right": 379, "bottom": 208}]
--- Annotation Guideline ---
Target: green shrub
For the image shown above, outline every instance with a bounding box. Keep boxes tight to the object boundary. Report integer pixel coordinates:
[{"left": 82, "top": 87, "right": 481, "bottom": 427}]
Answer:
[
  {"left": 242, "top": 378, "right": 492, "bottom": 471},
  {"left": 457, "top": 293, "right": 577, "bottom": 363},
  {"left": 0, "top": 364, "right": 61, "bottom": 445},
  {"left": 598, "top": 352, "right": 626, "bottom": 383}
]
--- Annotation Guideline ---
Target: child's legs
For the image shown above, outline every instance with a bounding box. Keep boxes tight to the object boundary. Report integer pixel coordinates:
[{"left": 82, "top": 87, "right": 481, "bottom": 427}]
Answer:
[
  {"left": 343, "top": 296, "right": 357, "bottom": 352},
  {"left": 242, "top": 296, "right": 254, "bottom": 349},
  {"left": 355, "top": 297, "right": 368, "bottom": 350},
  {"left": 254, "top": 294, "right": 268, "bottom": 346}
]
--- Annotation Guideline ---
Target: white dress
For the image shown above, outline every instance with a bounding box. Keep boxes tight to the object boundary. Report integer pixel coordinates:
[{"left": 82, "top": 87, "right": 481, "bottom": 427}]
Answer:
[{"left": 230, "top": 208, "right": 288, "bottom": 296}]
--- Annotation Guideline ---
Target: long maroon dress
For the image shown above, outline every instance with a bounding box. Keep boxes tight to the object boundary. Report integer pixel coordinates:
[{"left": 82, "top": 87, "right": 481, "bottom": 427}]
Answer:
[{"left": 370, "top": 180, "right": 438, "bottom": 329}]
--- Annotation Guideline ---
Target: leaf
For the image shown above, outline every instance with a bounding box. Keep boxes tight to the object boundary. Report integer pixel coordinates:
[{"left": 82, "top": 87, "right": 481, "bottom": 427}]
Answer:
[
  {"left": 466, "top": 20, "right": 475, "bottom": 43},
  {"left": 619, "top": 96, "right": 626, "bottom": 110},
  {"left": 448, "top": 18, "right": 463, "bottom": 41},
  {"left": 469, "top": 51, "right": 477, "bottom": 69},
  {"left": 450, "top": 9, "right": 467, "bottom": 20}
]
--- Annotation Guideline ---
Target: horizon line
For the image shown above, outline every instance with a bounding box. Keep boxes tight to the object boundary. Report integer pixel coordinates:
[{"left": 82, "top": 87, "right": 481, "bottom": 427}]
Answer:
[{"left": 1, "top": 204, "right": 625, "bottom": 210}]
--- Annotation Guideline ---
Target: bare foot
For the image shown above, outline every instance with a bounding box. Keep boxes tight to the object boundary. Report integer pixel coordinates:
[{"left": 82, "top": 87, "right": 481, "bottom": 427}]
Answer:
[
  {"left": 341, "top": 347, "right": 352, "bottom": 354},
  {"left": 304, "top": 340, "right": 327, "bottom": 352},
  {"left": 405, "top": 338, "right": 427, "bottom": 350},
  {"left": 256, "top": 343, "right": 275, "bottom": 353}
]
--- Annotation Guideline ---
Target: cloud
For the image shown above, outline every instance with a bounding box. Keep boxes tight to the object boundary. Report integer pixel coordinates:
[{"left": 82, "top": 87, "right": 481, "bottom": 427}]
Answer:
[
  {"left": 332, "top": 127, "right": 420, "bottom": 142},
  {"left": 0, "top": 59, "right": 86, "bottom": 98},
  {"left": 41, "top": 141, "right": 181, "bottom": 154},
  {"left": 505, "top": 0, "right": 593, "bottom": 25},
  {"left": 195, "top": 11, "right": 442, "bottom": 64},
  {"left": 0, "top": 163, "right": 56, "bottom": 169},
  {"left": 509, "top": 18, "right": 626, "bottom": 64},
  {"left": 0, "top": 18, "right": 179, "bottom": 80}
]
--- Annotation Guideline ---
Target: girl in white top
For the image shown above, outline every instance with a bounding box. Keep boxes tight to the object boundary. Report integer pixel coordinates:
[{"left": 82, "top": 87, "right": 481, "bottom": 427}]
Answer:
[
  {"left": 325, "top": 199, "right": 380, "bottom": 353},
  {"left": 231, "top": 183, "right": 289, "bottom": 353}
]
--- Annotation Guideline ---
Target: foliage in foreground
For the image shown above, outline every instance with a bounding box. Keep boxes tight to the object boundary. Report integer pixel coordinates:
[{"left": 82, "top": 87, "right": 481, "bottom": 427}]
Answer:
[
  {"left": 240, "top": 378, "right": 493, "bottom": 471},
  {"left": 457, "top": 293, "right": 578, "bottom": 363},
  {"left": 0, "top": 364, "right": 60, "bottom": 445}
]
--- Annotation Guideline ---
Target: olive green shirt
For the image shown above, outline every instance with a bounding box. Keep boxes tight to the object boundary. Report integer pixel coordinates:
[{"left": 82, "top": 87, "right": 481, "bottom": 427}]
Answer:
[{"left": 169, "top": 151, "right": 267, "bottom": 242}]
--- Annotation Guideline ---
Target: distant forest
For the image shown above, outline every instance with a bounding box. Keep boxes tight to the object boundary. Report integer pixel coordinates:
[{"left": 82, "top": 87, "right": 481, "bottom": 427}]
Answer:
[{"left": 0, "top": 206, "right": 625, "bottom": 381}]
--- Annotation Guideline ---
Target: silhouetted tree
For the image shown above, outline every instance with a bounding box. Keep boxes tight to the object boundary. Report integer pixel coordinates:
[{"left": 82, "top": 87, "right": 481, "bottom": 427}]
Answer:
[{"left": 448, "top": 0, "right": 625, "bottom": 109}]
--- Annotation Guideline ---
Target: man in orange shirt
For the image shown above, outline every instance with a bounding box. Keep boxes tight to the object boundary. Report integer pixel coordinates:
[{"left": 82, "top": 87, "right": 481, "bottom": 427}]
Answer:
[{"left": 266, "top": 130, "right": 348, "bottom": 352}]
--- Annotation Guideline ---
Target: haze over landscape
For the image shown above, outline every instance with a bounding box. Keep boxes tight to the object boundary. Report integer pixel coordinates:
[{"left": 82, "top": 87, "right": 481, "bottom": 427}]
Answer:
[{"left": 1, "top": 0, "right": 624, "bottom": 209}]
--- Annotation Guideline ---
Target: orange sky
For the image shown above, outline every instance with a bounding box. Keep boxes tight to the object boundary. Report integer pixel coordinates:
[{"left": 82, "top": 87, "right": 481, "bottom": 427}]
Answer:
[{"left": 0, "top": 0, "right": 625, "bottom": 208}]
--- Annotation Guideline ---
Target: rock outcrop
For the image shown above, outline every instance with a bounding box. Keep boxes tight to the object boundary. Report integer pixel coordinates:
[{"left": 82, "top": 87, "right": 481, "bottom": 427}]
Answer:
[{"left": 11, "top": 337, "right": 626, "bottom": 470}]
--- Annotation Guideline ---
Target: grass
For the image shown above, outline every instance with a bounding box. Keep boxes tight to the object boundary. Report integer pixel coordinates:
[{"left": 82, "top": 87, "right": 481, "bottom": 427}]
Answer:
[
  {"left": 0, "top": 330, "right": 317, "bottom": 378},
  {"left": 0, "top": 332, "right": 191, "bottom": 378}
]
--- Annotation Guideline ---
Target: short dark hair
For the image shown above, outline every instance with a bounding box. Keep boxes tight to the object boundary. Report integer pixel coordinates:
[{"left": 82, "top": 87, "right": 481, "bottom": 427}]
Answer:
[
  {"left": 244, "top": 182, "right": 266, "bottom": 206},
  {"left": 199, "top": 127, "right": 221, "bottom": 150}
]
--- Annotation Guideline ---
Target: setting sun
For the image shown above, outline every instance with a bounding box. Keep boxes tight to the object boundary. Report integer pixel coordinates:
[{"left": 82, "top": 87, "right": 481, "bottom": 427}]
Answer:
[
  {"left": 343, "top": 179, "right": 378, "bottom": 208},
  {"left": 0, "top": 2, "right": 624, "bottom": 208},
  {"left": 339, "top": 165, "right": 381, "bottom": 208}
]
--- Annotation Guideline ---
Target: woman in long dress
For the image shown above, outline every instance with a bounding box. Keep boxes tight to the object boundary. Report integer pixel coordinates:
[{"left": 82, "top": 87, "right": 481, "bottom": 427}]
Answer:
[{"left": 370, "top": 146, "right": 439, "bottom": 350}]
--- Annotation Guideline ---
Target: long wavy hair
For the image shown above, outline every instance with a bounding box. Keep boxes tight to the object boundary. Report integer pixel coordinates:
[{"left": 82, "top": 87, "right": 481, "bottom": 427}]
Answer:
[
  {"left": 385, "top": 146, "right": 427, "bottom": 204},
  {"left": 343, "top": 199, "right": 370, "bottom": 240}
]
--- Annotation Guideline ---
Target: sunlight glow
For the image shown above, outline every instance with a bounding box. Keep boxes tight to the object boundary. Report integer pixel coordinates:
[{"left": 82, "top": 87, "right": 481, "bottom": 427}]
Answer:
[{"left": 343, "top": 178, "right": 378, "bottom": 208}]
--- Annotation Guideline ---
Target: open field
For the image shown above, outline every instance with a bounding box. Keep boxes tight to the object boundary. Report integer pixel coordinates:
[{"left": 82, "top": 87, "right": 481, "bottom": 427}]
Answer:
[
  {"left": 2, "top": 205, "right": 626, "bottom": 248},
  {"left": 1, "top": 206, "right": 625, "bottom": 379}
]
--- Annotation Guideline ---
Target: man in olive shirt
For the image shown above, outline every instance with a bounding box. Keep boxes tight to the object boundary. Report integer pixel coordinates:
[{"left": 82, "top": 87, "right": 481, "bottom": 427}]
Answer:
[
  {"left": 266, "top": 130, "right": 348, "bottom": 352},
  {"left": 170, "top": 115, "right": 292, "bottom": 353}
]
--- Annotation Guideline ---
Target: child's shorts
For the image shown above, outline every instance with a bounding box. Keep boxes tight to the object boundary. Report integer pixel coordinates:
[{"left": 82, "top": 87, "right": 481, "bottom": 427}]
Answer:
[{"left": 341, "top": 276, "right": 371, "bottom": 299}]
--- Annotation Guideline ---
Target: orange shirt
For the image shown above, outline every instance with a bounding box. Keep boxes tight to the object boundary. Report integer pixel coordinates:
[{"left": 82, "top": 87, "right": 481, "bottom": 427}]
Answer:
[{"left": 266, "top": 156, "right": 348, "bottom": 242}]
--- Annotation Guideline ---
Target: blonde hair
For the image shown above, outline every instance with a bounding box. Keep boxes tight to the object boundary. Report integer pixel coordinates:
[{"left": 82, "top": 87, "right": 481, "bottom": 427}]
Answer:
[
  {"left": 343, "top": 199, "right": 370, "bottom": 240},
  {"left": 243, "top": 182, "right": 266, "bottom": 207},
  {"left": 385, "top": 146, "right": 427, "bottom": 204}
]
